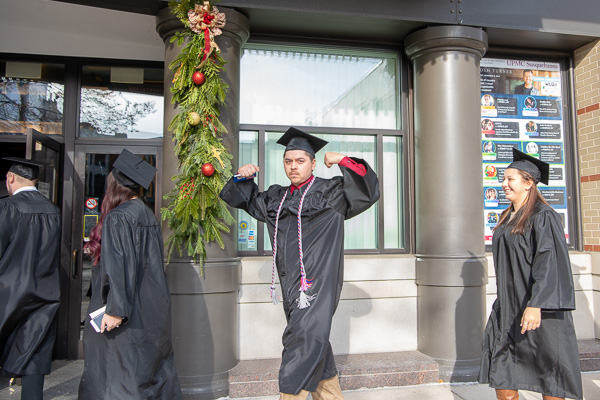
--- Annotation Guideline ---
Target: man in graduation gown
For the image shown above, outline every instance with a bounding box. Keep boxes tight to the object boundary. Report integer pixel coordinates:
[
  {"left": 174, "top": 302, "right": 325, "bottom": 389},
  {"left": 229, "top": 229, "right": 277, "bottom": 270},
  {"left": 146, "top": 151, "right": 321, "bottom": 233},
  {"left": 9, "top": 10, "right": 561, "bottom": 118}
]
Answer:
[
  {"left": 0, "top": 158, "right": 61, "bottom": 400},
  {"left": 220, "top": 128, "right": 380, "bottom": 399}
]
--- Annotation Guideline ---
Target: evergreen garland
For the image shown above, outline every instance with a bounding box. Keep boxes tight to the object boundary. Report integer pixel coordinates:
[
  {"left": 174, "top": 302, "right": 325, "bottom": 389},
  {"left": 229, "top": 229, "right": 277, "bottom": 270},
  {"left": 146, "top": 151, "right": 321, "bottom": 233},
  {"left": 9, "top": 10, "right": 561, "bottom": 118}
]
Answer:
[{"left": 161, "top": 0, "right": 234, "bottom": 264}]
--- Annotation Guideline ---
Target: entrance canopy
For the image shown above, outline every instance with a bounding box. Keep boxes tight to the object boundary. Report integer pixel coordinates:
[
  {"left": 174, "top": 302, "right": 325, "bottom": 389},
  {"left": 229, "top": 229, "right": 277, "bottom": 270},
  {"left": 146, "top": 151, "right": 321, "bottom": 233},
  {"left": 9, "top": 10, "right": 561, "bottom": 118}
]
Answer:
[{"left": 51, "top": 0, "right": 600, "bottom": 51}]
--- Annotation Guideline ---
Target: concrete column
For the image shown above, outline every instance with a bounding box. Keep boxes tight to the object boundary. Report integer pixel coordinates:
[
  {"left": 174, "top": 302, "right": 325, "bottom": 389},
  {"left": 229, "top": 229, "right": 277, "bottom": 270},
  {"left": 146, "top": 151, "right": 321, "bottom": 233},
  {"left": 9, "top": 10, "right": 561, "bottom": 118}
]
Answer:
[
  {"left": 156, "top": 6, "right": 250, "bottom": 399},
  {"left": 404, "top": 26, "right": 488, "bottom": 382}
]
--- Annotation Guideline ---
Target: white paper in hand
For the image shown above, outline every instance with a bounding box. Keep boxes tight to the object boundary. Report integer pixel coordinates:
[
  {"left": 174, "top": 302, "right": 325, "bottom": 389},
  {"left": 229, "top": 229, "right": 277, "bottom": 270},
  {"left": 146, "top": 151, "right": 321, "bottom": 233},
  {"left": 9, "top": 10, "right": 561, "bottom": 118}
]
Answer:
[{"left": 89, "top": 306, "right": 106, "bottom": 333}]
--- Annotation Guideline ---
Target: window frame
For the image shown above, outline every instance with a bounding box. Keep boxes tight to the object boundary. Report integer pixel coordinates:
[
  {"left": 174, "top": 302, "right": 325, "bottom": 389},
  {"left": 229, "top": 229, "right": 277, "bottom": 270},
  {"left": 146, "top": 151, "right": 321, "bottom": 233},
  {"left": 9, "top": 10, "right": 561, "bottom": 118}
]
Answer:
[
  {"left": 481, "top": 49, "right": 581, "bottom": 251},
  {"left": 0, "top": 53, "right": 165, "bottom": 361},
  {"left": 0, "top": 58, "right": 67, "bottom": 140},
  {"left": 78, "top": 63, "right": 165, "bottom": 141},
  {"left": 0, "top": 53, "right": 164, "bottom": 144},
  {"left": 236, "top": 42, "right": 412, "bottom": 256}
]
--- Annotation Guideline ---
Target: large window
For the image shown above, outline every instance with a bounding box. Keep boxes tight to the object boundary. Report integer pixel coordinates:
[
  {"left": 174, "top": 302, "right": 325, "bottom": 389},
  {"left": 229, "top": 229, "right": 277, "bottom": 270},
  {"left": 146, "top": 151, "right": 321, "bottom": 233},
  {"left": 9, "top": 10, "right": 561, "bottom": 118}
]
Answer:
[
  {"left": 241, "top": 46, "right": 398, "bottom": 129},
  {"left": 238, "top": 45, "right": 406, "bottom": 254},
  {"left": 79, "top": 65, "right": 164, "bottom": 139},
  {"left": 0, "top": 61, "right": 65, "bottom": 136}
]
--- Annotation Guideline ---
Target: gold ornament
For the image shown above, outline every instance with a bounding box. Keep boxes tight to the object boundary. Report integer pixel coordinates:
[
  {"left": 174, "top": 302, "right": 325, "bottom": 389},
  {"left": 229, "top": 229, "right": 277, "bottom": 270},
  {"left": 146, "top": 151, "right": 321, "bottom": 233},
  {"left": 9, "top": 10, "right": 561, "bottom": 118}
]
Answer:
[
  {"left": 187, "top": 112, "right": 201, "bottom": 126},
  {"left": 211, "top": 146, "right": 225, "bottom": 168}
]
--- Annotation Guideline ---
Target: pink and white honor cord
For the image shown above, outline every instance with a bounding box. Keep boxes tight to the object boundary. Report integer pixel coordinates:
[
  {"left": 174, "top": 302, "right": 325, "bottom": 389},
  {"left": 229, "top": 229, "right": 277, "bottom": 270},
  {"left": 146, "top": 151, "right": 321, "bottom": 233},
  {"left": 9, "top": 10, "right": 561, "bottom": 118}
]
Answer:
[{"left": 270, "top": 176, "right": 317, "bottom": 309}]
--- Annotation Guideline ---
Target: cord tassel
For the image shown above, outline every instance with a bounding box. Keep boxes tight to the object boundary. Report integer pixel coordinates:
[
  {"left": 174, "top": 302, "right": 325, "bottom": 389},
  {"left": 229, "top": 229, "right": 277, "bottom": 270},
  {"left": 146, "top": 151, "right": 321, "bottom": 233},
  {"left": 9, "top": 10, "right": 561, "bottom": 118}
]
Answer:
[
  {"left": 297, "top": 291, "right": 317, "bottom": 309},
  {"left": 270, "top": 286, "right": 280, "bottom": 305},
  {"left": 270, "top": 190, "right": 288, "bottom": 306},
  {"left": 270, "top": 176, "right": 317, "bottom": 309}
]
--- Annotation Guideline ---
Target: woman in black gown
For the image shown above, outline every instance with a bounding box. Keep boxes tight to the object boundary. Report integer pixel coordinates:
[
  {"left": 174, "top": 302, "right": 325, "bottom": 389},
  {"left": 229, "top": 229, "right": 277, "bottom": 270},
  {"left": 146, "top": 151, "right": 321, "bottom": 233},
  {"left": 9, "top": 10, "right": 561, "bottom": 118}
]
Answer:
[
  {"left": 479, "top": 148, "right": 582, "bottom": 400},
  {"left": 78, "top": 150, "right": 181, "bottom": 400}
]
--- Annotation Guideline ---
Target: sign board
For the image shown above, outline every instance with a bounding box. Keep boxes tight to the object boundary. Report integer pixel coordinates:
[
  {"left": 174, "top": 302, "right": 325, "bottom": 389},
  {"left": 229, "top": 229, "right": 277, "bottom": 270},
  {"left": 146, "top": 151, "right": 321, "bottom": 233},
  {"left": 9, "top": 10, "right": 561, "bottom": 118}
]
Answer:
[{"left": 480, "top": 58, "right": 568, "bottom": 244}]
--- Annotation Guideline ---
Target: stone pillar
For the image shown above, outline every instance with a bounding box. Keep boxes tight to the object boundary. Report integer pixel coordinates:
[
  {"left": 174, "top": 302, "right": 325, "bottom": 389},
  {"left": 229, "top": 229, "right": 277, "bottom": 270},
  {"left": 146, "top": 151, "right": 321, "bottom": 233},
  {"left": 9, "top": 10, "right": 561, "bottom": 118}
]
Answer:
[
  {"left": 404, "top": 26, "right": 489, "bottom": 382},
  {"left": 156, "top": 6, "right": 250, "bottom": 399}
]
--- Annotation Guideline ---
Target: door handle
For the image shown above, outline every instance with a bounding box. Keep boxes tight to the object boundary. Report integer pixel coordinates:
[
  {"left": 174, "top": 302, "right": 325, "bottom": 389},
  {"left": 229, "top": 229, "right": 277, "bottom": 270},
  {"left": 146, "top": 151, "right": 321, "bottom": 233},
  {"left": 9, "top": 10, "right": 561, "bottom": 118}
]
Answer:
[{"left": 71, "top": 250, "right": 78, "bottom": 279}]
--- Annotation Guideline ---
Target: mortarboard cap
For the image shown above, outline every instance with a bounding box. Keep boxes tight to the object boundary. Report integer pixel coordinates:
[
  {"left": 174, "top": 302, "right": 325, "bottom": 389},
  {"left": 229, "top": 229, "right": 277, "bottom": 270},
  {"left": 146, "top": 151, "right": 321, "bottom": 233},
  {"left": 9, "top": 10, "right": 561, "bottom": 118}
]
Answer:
[
  {"left": 4, "top": 157, "right": 45, "bottom": 180},
  {"left": 276, "top": 127, "right": 328, "bottom": 156},
  {"left": 112, "top": 149, "right": 156, "bottom": 190},
  {"left": 507, "top": 148, "right": 549, "bottom": 185}
]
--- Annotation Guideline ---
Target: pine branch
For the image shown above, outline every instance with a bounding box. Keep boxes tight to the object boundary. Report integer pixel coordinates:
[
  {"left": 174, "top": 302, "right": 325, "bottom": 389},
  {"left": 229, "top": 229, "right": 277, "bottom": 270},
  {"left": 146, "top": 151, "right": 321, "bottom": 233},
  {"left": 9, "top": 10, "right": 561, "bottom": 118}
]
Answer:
[{"left": 161, "top": 0, "right": 233, "bottom": 266}]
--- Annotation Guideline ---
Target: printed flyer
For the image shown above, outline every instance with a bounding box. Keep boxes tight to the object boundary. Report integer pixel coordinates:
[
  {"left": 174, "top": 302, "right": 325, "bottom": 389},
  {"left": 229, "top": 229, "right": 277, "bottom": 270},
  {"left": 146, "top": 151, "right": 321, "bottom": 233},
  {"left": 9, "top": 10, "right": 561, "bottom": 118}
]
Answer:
[{"left": 480, "top": 58, "right": 569, "bottom": 245}]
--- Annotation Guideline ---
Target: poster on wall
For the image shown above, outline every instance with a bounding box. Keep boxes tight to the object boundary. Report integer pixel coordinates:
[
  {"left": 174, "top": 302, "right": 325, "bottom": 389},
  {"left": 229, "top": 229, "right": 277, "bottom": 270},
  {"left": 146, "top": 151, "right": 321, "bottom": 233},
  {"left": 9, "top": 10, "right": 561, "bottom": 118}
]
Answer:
[{"left": 480, "top": 58, "right": 568, "bottom": 245}]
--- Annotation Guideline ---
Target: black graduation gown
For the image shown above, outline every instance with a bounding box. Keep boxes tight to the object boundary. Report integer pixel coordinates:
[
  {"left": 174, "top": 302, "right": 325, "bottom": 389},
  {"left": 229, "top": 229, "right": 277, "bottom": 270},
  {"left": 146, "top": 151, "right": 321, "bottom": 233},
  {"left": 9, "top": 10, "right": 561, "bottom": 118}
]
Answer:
[
  {"left": 479, "top": 203, "right": 582, "bottom": 399},
  {"left": 0, "top": 190, "right": 61, "bottom": 377},
  {"left": 220, "top": 158, "right": 379, "bottom": 395},
  {"left": 78, "top": 199, "right": 182, "bottom": 400}
]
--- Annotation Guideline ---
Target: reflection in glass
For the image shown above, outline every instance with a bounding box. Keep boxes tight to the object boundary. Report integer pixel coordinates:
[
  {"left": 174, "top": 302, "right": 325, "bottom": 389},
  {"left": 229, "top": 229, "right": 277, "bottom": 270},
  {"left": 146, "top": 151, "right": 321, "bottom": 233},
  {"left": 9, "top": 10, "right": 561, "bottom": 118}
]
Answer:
[
  {"left": 383, "top": 136, "right": 404, "bottom": 248},
  {"left": 262, "top": 131, "right": 378, "bottom": 251},
  {"left": 0, "top": 61, "right": 65, "bottom": 136},
  {"left": 81, "top": 152, "right": 157, "bottom": 331},
  {"left": 32, "top": 141, "right": 59, "bottom": 203},
  {"left": 241, "top": 46, "right": 398, "bottom": 129},
  {"left": 79, "top": 66, "right": 164, "bottom": 139},
  {"left": 237, "top": 131, "right": 259, "bottom": 252},
  {"left": 84, "top": 153, "right": 157, "bottom": 227}
]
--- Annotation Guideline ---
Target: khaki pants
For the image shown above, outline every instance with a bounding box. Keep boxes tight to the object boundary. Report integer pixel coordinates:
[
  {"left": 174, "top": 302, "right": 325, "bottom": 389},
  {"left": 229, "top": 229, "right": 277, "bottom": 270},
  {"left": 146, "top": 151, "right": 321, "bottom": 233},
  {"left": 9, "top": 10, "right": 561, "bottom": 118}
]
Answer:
[{"left": 279, "top": 376, "right": 344, "bottom": 400}]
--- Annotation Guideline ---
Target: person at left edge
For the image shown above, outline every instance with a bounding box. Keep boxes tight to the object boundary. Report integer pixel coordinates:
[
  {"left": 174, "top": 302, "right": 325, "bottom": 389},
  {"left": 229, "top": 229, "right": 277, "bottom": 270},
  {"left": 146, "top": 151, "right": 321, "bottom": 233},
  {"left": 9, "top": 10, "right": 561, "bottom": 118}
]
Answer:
[
  {"left": 0, "top": 157, "right": 61, "bottom": 400},
  {"left": 78, "top": 150, "right": 182, "bottom": 400}
]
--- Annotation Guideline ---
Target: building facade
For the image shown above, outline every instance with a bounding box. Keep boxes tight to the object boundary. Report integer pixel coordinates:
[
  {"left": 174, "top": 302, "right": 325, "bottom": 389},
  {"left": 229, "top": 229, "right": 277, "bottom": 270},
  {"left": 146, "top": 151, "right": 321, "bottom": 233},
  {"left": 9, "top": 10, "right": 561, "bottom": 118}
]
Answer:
[{"left": 1, "top": 0, "right": 600, "bottom": 398}]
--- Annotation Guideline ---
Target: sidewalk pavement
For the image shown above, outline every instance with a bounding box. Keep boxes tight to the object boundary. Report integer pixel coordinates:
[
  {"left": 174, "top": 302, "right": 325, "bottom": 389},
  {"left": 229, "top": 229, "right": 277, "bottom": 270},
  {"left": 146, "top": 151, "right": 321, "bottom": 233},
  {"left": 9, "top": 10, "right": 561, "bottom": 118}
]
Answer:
[{"left": 1, "top": 360, "right": 599, "bottom": 399}]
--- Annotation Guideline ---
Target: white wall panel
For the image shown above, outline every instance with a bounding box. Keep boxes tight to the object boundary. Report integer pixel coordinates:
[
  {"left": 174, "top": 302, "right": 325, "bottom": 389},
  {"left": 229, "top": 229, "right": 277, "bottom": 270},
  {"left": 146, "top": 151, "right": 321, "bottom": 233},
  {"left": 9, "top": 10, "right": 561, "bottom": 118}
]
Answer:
[{"left": 0, "top": 0, "right": 164, "bottom": 61}]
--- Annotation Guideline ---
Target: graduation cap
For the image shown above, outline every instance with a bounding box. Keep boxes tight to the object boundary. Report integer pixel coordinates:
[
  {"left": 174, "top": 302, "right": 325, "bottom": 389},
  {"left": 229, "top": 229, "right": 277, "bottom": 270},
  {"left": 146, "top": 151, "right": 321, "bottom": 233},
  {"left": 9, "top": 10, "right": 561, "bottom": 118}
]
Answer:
[
  {"left": 276, "top": 127, "right": 328, "bottom": 156},
  {"left": 112, "top": 149, "right": 156, "bottom": 190},
  {"left": 4, "top": 157, "right": 45, "bottom": 181},
  {"left": 507, "top": 148, "right": 549, "bottom": 185}
]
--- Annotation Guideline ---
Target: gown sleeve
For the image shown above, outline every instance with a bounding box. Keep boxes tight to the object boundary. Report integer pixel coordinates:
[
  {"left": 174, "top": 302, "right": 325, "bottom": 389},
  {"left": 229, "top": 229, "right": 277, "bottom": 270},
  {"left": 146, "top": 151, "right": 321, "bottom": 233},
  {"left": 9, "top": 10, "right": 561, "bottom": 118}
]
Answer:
[
  {"left": 219, "top": 177, "right": 271, "bottom": 222},
  {"left": 339, "top": 157, "right": 380, "bottom": 220},
  {"left": 100, "top": 212, "right": 138, "bottom": 320},
  {"left": 527, "top": 209, "right": 576, "bottom": 310}
]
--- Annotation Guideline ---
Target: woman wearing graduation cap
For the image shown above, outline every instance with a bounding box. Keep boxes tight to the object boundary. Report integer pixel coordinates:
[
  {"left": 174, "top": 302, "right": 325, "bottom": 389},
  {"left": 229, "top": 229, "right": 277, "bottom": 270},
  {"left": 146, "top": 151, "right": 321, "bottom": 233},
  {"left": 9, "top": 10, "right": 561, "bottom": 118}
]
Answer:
[
  {"left": 479, "top": 148, "right": 582, "bottom": 400},
  {"left": 221, "top": 127, "right": 380, "bottom": 400},
  {"left": 78, "top": 150, "right": 181, "bottom": 400}
]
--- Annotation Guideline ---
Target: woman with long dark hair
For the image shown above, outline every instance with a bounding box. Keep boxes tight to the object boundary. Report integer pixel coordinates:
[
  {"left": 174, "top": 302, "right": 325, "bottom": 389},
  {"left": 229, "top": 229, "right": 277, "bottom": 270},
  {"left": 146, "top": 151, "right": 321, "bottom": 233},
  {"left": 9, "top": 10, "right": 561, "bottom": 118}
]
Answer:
[
  {"left": 479, "top": 149, "right": 582, "bottom": 400},
  {"left": 78, "top": 150, "right": 181, "bottom": 399}
]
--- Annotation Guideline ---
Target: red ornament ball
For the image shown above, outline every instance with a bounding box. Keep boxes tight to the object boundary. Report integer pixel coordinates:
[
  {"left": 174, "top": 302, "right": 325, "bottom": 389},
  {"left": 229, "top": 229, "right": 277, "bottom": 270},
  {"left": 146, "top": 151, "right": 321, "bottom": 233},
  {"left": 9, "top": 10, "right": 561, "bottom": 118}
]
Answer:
[
  {"left": 201, "top": 163, "right": 215, "bottom": 176},
  {"left": 192, "top": 71, "right": 206, "bottom": 85}
]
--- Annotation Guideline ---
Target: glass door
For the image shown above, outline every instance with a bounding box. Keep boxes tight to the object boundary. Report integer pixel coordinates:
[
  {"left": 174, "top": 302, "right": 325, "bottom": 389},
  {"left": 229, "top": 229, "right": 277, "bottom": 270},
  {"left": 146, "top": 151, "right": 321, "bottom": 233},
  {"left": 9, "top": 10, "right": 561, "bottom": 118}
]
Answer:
[
  {"left": 26, "top": 128, "right": 62, "bottom": 204},
  {"left": 67, "top": 144, "right": 161, "bottom": 357},
  {"left": 0, "top": 129, "right": 62, "bottom": 200}
]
